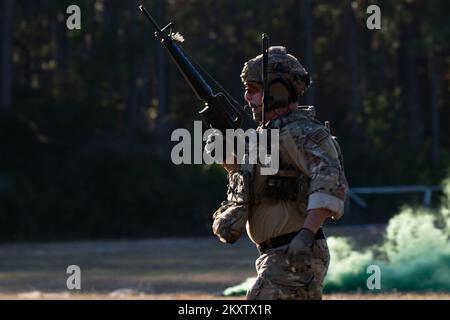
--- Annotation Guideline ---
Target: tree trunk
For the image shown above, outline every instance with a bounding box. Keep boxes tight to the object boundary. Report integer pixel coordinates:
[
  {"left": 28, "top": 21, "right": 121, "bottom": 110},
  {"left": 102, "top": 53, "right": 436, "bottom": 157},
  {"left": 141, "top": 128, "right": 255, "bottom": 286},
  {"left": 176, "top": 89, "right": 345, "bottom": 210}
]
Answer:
[
  {"left": 127, "top": 0, "right": 139, "bottom": 130},
  {"left": 1, "top": 0, "right": 14, "bottom": 111},
  {"left": 54, "top": 7, "right": 69, "bottom": 100},
  {"left": 56, "top": 12, "right": 69, "bottom": 73},
  {"left": 400, "top": 21, "right": 423, "bottom": 151},
  {"left": 347, "top": 1, "right": 359, "bottom": 136},
  {"left": 429, "top": 49, "right": 440, "bottom": 166},
  {"left": 155, "top": 0, "right": 169, "bottom": 157}
]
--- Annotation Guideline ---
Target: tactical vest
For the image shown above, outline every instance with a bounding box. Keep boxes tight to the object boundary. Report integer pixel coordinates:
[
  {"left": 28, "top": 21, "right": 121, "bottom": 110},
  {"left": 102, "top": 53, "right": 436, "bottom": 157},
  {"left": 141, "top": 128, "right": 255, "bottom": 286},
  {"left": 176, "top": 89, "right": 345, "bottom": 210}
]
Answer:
[{"left": 254, "top": 106, "right": 344, "bottom": 204}]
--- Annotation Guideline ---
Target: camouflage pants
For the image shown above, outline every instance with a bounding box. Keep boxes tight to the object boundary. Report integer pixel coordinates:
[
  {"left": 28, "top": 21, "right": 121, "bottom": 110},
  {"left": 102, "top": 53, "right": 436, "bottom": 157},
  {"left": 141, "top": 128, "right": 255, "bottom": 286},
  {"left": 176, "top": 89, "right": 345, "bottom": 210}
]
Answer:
[{"left": 246, "top": 239, "right": 330, "bottom": 300}]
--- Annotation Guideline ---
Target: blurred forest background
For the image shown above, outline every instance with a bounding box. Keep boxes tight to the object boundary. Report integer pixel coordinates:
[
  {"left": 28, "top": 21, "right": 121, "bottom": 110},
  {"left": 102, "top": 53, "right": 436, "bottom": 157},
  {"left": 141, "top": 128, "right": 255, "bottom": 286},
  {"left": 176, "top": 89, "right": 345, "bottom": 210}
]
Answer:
[{"left": 0, "top": 0, "right": 449, "bottom": 242}]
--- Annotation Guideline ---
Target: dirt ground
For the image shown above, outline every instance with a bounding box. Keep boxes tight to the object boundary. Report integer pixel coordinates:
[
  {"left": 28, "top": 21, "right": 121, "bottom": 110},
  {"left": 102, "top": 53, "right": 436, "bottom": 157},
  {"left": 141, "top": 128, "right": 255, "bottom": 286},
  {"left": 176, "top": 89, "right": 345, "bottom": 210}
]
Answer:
[
  {"left": 0, "top": 225, "right": 448, "bottom": 300},
  {"left": 1, "top": 291, "right": 449, "bottom": 300}
]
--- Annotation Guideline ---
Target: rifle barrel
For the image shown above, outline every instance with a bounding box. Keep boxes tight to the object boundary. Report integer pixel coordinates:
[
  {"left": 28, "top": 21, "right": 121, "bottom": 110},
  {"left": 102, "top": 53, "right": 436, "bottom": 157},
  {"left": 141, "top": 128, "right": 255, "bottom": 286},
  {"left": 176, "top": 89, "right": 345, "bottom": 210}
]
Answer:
[{"left": 139, "top": 5, "right": 162, "bottom": 33}]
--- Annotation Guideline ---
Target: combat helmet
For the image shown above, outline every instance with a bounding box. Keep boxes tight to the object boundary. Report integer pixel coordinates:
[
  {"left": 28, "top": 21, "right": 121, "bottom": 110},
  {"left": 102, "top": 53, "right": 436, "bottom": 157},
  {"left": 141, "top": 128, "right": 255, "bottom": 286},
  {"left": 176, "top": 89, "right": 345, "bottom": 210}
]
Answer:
[{"left": 240, "top": 46, "right": 312, "bottom": 109}]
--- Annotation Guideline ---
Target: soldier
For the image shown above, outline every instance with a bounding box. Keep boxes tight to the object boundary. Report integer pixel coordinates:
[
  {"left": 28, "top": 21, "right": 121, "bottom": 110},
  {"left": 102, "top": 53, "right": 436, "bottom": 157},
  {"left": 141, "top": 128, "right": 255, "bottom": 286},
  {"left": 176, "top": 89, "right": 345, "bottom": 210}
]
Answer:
[{"left": 210, "top": 46, "right": 348, "bottom": 300}]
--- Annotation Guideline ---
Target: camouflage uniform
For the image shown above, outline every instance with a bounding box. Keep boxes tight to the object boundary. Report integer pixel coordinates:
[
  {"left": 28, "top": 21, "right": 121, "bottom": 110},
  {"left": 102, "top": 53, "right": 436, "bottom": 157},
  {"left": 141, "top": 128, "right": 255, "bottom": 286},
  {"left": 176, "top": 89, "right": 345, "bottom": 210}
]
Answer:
[
  {"left": 246, "top": 240, "right": 330, "bottom": 300},
  {"left": 212, "top": 47, "right": 348, "bottom": 300}
]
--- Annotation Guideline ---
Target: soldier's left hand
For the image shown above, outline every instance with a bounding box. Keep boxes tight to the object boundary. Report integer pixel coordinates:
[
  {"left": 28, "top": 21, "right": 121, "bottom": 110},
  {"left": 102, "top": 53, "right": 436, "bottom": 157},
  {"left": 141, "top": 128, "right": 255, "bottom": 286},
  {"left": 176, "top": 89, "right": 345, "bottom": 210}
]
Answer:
[{"left": 286, "top": 228, "right": 315, "bottom": 270}]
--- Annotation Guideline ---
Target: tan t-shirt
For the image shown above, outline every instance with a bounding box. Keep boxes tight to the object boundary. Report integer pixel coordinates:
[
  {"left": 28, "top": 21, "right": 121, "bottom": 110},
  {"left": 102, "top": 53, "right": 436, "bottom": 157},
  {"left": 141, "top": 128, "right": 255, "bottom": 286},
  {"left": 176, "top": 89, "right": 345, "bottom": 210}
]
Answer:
[{"left": 246, "top": 165, "right": 308, "bottom": 244}]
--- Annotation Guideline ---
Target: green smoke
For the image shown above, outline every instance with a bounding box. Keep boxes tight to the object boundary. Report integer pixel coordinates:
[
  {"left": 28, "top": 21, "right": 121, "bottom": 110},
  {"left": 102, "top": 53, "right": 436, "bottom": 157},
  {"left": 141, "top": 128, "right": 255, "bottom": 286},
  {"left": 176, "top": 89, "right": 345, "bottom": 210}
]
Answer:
[
  {"left": 223, "top": 177, "right": 450, "bottom": 296},
  {"left": 325, "top": 176, "right": 450, "bottom": 292}
]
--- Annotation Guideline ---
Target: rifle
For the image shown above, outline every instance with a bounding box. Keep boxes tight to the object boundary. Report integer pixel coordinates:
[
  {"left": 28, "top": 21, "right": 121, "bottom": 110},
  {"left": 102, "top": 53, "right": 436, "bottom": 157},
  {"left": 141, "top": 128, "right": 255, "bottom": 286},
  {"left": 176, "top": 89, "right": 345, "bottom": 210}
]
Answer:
[{"left": 139, "top": 5, "right": 256, "bottom": 132}]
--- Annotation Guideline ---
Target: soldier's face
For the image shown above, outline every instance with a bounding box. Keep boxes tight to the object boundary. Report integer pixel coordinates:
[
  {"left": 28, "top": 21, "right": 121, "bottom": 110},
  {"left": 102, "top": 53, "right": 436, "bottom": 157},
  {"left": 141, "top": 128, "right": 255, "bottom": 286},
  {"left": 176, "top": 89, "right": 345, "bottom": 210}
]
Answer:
[{"left": 244, "top": 83, "right": 263, "bottom": 122}]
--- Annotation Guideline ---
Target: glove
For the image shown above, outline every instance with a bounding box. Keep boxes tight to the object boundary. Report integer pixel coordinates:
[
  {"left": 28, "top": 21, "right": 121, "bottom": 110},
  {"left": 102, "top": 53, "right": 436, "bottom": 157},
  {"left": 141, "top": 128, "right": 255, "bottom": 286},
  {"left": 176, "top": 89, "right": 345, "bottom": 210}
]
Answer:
[
  {"left": 286, "top": 228, "right": 315, "bottom": 271},
  {"left": 205, "top": 130, "right": 238, "bottom": 170},
  {"left": 204, "top": 130, "right": 222, "bottom": 158}
]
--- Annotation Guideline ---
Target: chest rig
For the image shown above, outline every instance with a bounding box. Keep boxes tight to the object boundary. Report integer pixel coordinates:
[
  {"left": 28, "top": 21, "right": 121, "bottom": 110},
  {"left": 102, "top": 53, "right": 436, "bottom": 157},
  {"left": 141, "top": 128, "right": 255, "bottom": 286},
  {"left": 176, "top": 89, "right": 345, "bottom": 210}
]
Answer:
[
  {"left": 252, "top": 107, "right": 316, "bottom": 204},
  {"left": 261, "top": 161, "right": 310, "bottom": 202}
]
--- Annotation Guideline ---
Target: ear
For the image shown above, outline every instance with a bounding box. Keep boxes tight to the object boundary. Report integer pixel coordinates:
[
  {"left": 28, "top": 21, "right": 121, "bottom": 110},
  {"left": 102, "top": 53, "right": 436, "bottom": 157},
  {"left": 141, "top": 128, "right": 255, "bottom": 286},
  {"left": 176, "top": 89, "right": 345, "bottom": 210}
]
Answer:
[{"left": 269, "top": 80, "right": 290, "bottom": 108}]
